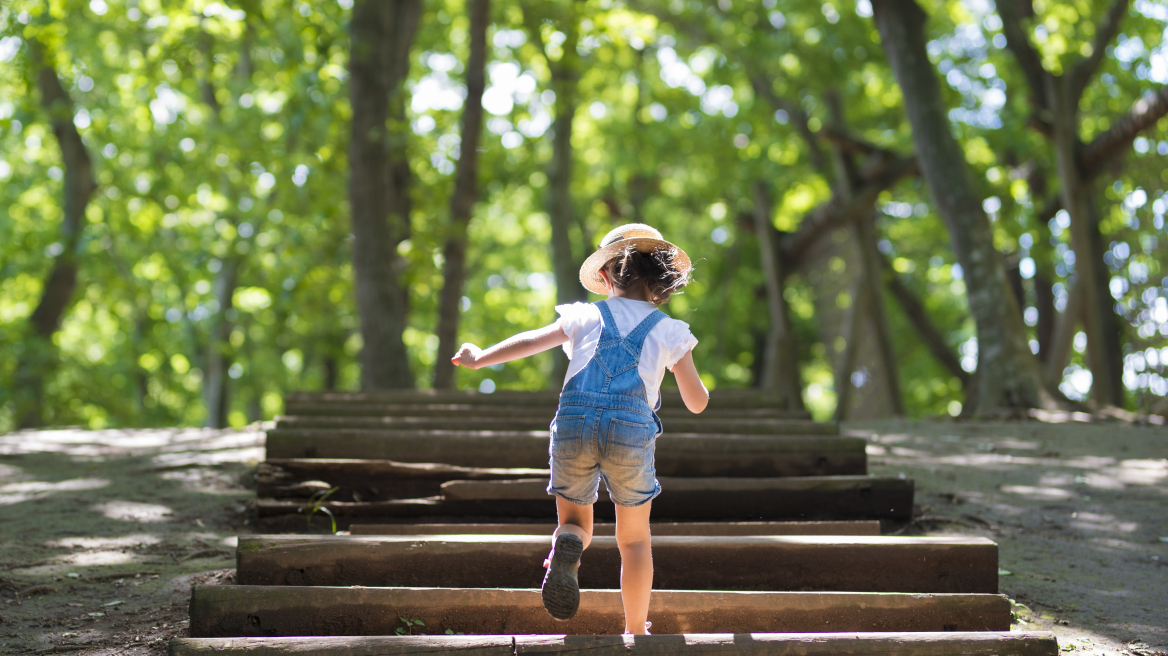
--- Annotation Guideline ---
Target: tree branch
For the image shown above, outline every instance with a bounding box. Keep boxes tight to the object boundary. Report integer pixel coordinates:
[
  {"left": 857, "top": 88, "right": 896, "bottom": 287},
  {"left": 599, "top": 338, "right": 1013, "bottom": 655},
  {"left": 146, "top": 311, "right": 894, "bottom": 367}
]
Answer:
[
  {"left": 781, "top": 156, "right": 918, "bottom": 269},
  {"left": 749, "top": 75, "right": 828, "bottom": 175},
  {"left": 1071, "top": 0, "right": 1130, "bottom": 100},
  {"left": 880, "top": 254, "right": 971, "bottom": 386},
  {"left": 996, "top": 0, "right": 1050, "bottom": 110},
  {"left": 1079, "top": 85, "right": 1168, "bottom": 174}
]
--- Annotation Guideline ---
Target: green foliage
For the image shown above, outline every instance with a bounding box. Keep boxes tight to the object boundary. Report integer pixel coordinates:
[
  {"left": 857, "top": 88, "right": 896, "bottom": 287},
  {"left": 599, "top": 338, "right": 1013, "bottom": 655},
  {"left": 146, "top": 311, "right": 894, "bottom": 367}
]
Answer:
[{"left": 1, "top": 0, "right": 1165, "bottom": 429}]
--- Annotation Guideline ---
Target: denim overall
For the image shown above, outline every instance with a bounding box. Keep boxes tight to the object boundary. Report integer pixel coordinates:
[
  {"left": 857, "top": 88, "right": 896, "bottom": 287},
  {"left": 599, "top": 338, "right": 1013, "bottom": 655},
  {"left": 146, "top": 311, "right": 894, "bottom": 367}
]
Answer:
[{"left": 547, "top": 300, "right": 666, "bottom": 507}]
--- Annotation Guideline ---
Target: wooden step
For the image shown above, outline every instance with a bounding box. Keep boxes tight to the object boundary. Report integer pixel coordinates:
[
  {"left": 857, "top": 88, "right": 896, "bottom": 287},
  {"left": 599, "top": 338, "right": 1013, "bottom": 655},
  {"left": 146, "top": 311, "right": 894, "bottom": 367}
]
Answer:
[
  {"left": 348, "top": 520, "right": 883, "bottom": 536},
  {"left": 256, "top": 475, "right": 914, "bottom": 525},
  {"left": 172, "top": 632, "right": 1058, "bottom": 655},
  {"left": 284, "top": 389, "right": 812, "bottom": 413},
  {"left": 264, "top": 430, "right": 863, "bottom": 476},
  {"left": 273, "top": 414, "right": 833, "bottom": 436},
  {"left": 257, "top": 459, "right": 549, "bottom": 500},
  {"left": 283, "top": 402, "right": 807, "bottom": 421},
  {"left": 235, "top": 534, "right": 995, "bottom": 593},
  {"left": 187, "top": 586, "right": 1012, "bottom": 637}
]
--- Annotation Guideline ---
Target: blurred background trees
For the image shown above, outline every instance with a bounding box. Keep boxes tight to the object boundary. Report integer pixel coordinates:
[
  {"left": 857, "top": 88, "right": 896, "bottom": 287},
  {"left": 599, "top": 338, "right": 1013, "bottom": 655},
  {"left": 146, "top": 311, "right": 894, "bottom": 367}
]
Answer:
[{"left": 1, "top": 0, "right": 1166, "bottom": 429}]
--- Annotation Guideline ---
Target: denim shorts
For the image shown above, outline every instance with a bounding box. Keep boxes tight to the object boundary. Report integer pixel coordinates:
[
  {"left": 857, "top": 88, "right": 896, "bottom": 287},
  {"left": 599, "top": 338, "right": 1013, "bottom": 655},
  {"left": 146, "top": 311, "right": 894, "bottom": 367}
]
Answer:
[{"left": 546, "top": 404, "right": 662, "bottom": 508}]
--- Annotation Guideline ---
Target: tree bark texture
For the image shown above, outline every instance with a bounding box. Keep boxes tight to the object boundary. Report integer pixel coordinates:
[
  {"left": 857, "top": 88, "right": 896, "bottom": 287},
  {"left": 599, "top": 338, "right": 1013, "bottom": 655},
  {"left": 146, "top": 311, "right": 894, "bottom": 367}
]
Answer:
[
  {"left": 751, "top": 181, "right": 805, "bottom": 411},
  {"left": 348, "top": 0, "right": 421, "bottom": 390},
  {"left": 433, "top": 0, "right": 490, "bottom": 390},
  {"left": 872, "top": 0, "right": 1053, "bottom": 415},
  {"left": 14, "top": 39, "right": 98, "bottom": 428}
]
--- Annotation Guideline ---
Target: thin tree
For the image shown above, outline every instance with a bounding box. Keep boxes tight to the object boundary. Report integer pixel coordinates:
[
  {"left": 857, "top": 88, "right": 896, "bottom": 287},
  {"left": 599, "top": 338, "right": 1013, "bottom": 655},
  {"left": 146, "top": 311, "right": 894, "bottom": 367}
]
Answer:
[
  {"left": 434, "top": 0, "right": 491, "bottom": 389},
  {"left": 871, "top": 0, "right": 1058, "bottom": 416},
  {"left": 13, "top": 38, "right": 98, "bottom": 428},
  {"left": 751, "top": 181, "right": 806, "bottom": 411},
  {"left": 348, "top": 0, "right": 421, "bottom": 390}
]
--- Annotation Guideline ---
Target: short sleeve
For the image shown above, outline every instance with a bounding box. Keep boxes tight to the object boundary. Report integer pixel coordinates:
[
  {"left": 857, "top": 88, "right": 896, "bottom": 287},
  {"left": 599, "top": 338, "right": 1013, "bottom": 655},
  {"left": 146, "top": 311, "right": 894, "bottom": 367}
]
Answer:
[
  {"left": 664, "top": 319, "right": 698, "bottom": 369},
  {"left": 555, "top": 302, "right": 595, "bottom": 341}
]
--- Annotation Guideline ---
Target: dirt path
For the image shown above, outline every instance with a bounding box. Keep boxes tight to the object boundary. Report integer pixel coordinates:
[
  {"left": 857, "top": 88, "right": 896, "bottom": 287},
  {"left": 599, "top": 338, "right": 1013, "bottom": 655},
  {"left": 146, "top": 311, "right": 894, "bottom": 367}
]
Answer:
[
  {"left": 853, "top": 419, "right": 1168, "bottom": 656},
  {"left": 0, "top": 420, "right": 1164, "bottom": 655}
]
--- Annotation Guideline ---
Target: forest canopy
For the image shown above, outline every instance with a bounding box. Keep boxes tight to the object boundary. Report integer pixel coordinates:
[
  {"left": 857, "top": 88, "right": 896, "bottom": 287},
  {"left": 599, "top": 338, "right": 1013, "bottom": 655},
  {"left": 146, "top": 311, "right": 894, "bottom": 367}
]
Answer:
[{"left": 1, "top": 0, "right": 1166, "bottom": 430}]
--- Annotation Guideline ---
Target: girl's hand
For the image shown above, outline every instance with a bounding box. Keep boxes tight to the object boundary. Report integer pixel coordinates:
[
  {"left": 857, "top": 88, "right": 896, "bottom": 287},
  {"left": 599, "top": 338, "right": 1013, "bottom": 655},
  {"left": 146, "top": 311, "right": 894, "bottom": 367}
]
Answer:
[{"left": 451, "top": 343, "right": 484, "bottom": 369}]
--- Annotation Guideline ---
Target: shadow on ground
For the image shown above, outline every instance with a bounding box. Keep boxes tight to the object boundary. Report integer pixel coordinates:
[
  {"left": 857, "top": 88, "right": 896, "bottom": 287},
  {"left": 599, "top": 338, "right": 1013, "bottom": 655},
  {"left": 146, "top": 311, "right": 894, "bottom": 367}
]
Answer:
[
  {"left": 0, "top": 427, "right": 264, "bottom": 655},
  {"left": 850, "top": 419, "right": 1168, "bottom": 655}
]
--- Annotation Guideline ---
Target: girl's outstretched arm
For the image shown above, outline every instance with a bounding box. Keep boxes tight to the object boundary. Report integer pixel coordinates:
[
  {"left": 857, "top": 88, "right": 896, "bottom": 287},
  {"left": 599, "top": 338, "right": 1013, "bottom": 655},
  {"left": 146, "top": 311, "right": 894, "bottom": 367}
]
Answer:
[
  {"left": 452, "top": 322, "right": 569, "bottom": 370},
  {"left": 670, "top": 350, "right": 708, "bottom": 413}
]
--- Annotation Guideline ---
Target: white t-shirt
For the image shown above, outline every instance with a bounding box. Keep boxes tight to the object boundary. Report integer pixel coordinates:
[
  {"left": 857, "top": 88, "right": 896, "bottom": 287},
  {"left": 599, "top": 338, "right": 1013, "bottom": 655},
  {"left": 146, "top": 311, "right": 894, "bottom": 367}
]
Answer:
[{"left": 555, "top": 297, "right": 698, "bottom": 409}]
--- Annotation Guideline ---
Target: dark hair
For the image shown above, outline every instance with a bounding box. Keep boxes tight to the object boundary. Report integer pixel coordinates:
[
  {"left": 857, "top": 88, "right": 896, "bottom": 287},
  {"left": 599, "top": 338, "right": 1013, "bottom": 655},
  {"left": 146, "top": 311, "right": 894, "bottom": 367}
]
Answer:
[{"left": 602, "top": 245, "right": 690, "bottom": 306}]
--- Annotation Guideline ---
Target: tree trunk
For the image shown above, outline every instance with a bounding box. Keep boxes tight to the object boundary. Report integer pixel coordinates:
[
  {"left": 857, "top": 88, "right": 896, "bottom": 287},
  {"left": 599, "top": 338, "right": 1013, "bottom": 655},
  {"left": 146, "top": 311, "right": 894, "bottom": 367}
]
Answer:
[
  {"left": 1034, "top": 272, "right": 1056, "bottom": 363},
  {"left": 872, "top": 0, "right": 1054, "bottom": 415},
  {"left": 1047, "top": 74, "right": 1122, "bottom": 407},
  {"left": 348, "top": 0, "right": 421, "bottom": 390},
  {"left": 433, "top": 0, "right": 490, "bottom": 390},
  {"left": 14, "top": 39, "right": 98, "bottom": 428},
  {"left": 752, "top": 181, "right": 805, "bottom": 410},
  {"left": 547, "top": 5, "right": 586, "bottom": 308},
  {"left": 205, "top": 258, "right": 238, "bottom": 428},
  {"left": 832, "top": 275, "right": 865, "bottom": 421},
  {"left": 1045, "top": 283, "right": 1084, "bottom": 387},
  {"left": 855, "top": 215, "right": 904, "bottom": 415}
]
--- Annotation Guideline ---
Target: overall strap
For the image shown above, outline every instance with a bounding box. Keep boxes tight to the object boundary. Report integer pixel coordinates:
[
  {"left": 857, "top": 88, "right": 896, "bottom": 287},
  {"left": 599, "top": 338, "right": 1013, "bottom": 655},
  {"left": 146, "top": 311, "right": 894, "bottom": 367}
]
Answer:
[
  {"left": 622, "top": 308, "right": 668, "bottom": 360},
  {"left": 595, "top": 300, "right": 621, "bottom": 344}
]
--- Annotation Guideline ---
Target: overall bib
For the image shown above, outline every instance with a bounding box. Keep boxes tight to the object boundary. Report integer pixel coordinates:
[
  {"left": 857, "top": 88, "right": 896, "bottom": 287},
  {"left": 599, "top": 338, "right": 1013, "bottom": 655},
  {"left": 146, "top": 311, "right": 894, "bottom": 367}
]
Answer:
[{"left": 547, "top": 300, "right": 666, "bottom": 507}]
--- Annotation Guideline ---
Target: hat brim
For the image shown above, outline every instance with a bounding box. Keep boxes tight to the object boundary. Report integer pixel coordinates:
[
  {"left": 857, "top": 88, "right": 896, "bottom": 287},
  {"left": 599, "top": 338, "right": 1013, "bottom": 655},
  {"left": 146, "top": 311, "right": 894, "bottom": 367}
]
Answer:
[{"left": 578, "top": 238, "right": 691, "bottom": 296}]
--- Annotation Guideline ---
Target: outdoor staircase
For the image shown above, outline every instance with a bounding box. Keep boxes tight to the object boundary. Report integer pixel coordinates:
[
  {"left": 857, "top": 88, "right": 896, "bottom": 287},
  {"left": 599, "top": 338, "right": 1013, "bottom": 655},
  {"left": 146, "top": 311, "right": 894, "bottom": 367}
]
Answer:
[{"left": 169, "top": 389, "right": 1058, "bottom": 655}]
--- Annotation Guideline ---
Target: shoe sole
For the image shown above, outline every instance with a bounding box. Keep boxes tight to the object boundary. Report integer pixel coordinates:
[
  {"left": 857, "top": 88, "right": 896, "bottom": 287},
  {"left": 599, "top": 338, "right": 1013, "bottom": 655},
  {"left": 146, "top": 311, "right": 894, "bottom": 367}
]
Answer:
[{"left": 541, "top": 533, "right": 584, "bottom": 621}]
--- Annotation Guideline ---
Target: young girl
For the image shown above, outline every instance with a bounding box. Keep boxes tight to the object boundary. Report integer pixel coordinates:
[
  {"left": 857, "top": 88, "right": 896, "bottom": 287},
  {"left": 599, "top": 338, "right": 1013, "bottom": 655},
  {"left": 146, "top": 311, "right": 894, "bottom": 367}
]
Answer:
[{"left": 451, "top": 224, "right": 708, "bottom": 635}]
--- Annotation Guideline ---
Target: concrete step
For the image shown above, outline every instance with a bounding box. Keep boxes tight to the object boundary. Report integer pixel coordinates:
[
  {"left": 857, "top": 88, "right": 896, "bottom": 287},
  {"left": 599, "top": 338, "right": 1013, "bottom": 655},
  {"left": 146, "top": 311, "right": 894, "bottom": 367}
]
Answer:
[
  {"left": 187, "top": 586, "right": 1013, "bottom": 637},
  {"left": 235, "top": 534, "right": 995, "bottom": 593},
  {"left": 257, "top": 459, "right": 550, "bottom": 500},
  {"left": 284, "top": 389, "right": 812, "bottom": 413},
  {"left": 347, "top": 520, "right": 883, "bottom": 536},
  {"left": 172, "top": 632, "right": 1059, "bottom": 655},
  {"left": 283, "top": 402, "right": 808, "bottom": 421},
  {"left": 256, "top": 475, "right": 914, "bottom": 524},
  {"left": 273, "top": 414, "right": 834, "bottom": 436},
  {"left": 264, "top": 430, "right": 864, "bottom": 477}
]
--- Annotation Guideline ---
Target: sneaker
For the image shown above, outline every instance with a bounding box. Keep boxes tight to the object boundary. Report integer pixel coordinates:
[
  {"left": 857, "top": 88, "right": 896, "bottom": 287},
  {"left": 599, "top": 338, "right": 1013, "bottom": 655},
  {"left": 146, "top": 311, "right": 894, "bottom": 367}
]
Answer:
[{"left": 541, "top": 533, "right": 584, "bottom": 621}]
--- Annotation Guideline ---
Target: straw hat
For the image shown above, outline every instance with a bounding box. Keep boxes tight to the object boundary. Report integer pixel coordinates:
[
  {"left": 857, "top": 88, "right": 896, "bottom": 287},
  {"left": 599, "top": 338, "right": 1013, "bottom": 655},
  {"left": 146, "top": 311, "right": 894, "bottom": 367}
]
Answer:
[{"left": 578, "top": 223, "right": 691, "bottom": 295}]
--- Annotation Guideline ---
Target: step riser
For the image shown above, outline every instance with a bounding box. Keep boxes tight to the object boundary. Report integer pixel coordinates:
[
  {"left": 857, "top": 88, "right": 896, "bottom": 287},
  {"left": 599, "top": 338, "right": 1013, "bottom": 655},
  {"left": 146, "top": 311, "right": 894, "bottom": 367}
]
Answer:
[
  {"left": 172, "top": 633, "right": 1059, "bottom": 656},
  {"left": 274, "top": 417, "right": 834, "bottom": 436},
  {"left": 264, "top": 432, "right": 866, "bottom": 477},
  {"left": 235, "top": 536, "right": 996, "bottom": 593},
  {"left": 347, "top": 521, "right": 883, "bottom": 536},
  {"left": 188, "top": 587, "right": 1011, "bottom": 638},
  {"left": 257, "top": 481, "right": 914, "bottom": 522}
]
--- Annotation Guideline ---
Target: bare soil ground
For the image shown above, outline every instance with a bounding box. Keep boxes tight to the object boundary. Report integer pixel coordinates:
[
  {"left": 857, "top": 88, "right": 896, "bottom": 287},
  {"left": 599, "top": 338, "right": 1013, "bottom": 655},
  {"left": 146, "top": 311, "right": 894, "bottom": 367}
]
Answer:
[{"left": 0, "top": 420, "right": 1164, "bottom": 655}]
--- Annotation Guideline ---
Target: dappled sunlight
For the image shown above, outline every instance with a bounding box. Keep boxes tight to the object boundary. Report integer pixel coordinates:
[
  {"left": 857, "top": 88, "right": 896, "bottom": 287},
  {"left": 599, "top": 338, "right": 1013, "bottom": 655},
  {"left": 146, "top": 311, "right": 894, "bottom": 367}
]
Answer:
[
  {"left": 93, "top": 501, "right": 175, "bottom": 523},
  {"left": 44, "top": 534, "right": 161, "bottom": 549},
  {"left": 0, "top": 427, "right": 264, "bottom": 461},
  {"left": 1000, "top": 485, "right": 1075, "bottom": 501},
  {"left": 69, "top": 550, "right": 138, "bottom": 566},
  {"left": 0, "top": 477, "right": 109, "bottom": 505}
]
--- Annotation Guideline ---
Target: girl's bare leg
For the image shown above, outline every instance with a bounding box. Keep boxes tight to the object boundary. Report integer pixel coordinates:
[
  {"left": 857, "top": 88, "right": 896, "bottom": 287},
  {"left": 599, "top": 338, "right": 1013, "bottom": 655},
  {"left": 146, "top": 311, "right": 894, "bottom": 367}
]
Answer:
[
  {"left": 614, "top": 501, "right": 653, "bottom": 634},
  {"left": 554, "top": 497, "right": 594, "bottom": 548}
]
